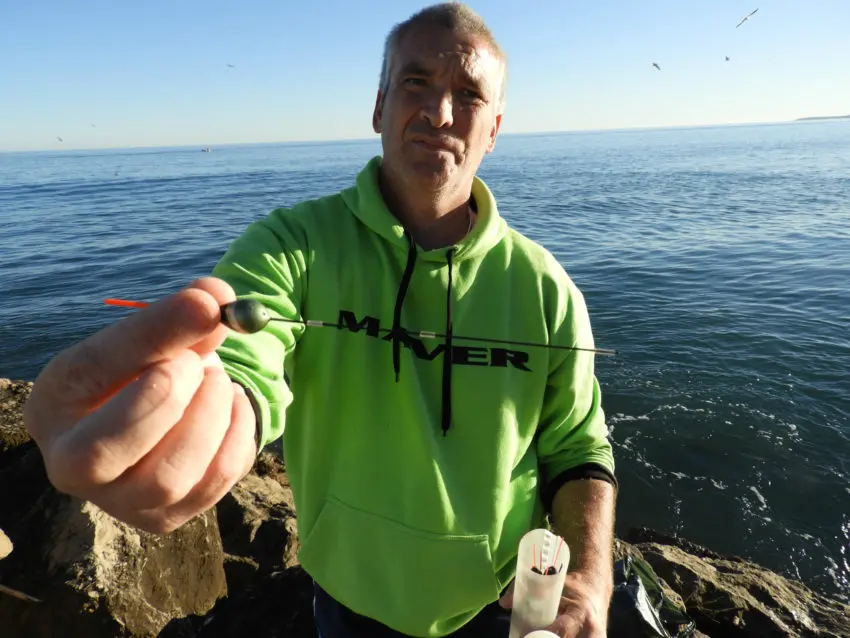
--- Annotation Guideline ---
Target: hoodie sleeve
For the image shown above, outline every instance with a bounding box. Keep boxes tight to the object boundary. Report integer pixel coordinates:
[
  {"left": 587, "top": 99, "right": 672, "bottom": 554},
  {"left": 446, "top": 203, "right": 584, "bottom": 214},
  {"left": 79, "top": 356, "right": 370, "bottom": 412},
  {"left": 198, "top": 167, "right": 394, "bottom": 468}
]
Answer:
[
  {"left": 211, "top": 209, "right": 309, "bottom": 452},
  {"left": 535, "top": 273, "right": 617, "bottom": 512}
]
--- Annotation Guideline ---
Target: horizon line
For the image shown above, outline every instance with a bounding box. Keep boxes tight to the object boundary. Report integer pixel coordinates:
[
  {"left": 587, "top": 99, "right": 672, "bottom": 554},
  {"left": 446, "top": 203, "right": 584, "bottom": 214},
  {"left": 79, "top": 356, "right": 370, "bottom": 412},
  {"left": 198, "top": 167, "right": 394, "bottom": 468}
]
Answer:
[{"left": 2, "top": 115, "right": 846, "bottom": 155}]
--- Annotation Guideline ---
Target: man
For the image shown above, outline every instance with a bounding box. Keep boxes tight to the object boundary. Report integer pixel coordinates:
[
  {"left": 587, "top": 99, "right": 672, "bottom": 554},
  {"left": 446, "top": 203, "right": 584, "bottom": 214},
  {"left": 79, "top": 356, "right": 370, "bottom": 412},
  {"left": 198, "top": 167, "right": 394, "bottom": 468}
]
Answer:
[{"left": 24, "top": 3, "right": 616, "bottom": 637}]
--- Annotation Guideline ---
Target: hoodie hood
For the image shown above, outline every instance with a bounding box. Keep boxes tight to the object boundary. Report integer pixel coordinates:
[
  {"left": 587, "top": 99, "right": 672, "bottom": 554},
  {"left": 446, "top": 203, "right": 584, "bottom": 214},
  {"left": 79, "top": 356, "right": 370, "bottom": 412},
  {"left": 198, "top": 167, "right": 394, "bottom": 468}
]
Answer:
[{"left": 341, "top": 155, "right": 508, "bottom": 262}]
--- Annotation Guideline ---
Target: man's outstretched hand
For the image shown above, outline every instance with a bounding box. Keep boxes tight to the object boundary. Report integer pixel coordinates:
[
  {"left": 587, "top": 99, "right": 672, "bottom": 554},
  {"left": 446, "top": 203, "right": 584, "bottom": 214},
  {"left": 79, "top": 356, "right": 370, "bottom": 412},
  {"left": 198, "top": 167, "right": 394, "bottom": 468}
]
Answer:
[{"left": 24, "top": 277, "right": 258, "bottom": 534}]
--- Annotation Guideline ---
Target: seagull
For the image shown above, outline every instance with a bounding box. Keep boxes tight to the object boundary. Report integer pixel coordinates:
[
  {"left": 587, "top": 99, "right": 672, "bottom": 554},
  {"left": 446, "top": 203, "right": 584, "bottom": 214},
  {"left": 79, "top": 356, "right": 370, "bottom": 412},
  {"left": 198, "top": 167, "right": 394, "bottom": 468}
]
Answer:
[
  {"left": 725, "top": 56, "right": 730, "bottom": 61},
  {"left": 736, "top": 8, "right": 758, "bottom": 28},
  {"left": 226, "top": 63, "right": 235, "bottom": 68},
  {"left": 652, "top": 62, "right": 661, "bottom": 71},
  {"left": 56, "top": 136, "right": 64, "bottom": 142}
]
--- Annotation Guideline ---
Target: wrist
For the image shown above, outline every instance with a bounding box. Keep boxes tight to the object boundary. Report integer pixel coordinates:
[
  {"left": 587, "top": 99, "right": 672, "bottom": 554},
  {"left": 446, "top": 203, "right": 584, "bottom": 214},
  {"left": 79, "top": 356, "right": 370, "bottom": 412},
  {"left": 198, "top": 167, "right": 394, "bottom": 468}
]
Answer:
[{"left": 566, "top": 567, "right": 613, "bottom": 602}]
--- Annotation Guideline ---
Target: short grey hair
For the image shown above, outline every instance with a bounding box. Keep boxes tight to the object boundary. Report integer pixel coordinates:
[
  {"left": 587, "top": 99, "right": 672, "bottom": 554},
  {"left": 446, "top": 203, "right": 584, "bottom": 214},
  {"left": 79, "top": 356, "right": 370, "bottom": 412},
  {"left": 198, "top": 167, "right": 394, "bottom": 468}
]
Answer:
[{"left": 379, "top": 2, "right": 508, "bottom": 110}]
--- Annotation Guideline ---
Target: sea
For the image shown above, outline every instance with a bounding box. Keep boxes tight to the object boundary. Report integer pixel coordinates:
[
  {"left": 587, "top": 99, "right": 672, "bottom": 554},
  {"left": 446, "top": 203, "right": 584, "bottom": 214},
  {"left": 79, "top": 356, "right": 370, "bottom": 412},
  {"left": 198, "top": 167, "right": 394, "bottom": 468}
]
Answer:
[{"left": 1, "top": 121, "right": 848, "bottom": 602}]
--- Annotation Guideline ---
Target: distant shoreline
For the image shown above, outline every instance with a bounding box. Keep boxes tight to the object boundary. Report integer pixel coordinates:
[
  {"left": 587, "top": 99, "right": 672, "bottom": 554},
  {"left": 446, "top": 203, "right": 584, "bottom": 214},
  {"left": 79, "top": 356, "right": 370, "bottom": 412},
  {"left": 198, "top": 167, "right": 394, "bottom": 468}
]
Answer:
[{"left": 795, "top": 114, "right": 850, "bottom": 122}]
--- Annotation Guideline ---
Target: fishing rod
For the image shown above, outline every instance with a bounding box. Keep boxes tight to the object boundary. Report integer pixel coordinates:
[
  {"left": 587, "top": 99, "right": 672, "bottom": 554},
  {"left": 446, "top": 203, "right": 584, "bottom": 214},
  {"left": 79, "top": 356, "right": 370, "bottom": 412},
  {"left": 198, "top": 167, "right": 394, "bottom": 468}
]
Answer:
[{"left": 104, "top": 298, "right": 617, "bottom": 356}]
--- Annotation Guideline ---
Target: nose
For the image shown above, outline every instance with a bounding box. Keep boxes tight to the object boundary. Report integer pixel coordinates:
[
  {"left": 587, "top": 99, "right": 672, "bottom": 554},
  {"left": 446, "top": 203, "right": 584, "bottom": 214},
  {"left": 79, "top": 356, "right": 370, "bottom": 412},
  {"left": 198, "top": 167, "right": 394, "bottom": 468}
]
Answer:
[{"left": 421, "top": 89, "right": 453, "bottom": 129}]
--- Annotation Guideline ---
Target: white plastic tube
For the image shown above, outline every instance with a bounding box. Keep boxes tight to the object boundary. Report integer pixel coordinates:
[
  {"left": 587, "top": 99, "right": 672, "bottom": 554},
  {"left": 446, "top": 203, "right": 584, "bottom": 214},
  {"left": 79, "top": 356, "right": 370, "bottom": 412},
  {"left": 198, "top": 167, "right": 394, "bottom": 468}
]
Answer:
[{"left": 508, "top": 528, "right": 569, "bottom": 638}]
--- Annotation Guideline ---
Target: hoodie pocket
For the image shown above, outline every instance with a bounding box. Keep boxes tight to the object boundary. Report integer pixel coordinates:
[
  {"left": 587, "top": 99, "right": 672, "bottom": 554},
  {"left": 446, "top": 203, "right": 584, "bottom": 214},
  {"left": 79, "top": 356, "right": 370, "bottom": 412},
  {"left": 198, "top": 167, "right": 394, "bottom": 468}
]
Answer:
[{"left": 297, "top": 496, "right": 501, "bottom": 638}]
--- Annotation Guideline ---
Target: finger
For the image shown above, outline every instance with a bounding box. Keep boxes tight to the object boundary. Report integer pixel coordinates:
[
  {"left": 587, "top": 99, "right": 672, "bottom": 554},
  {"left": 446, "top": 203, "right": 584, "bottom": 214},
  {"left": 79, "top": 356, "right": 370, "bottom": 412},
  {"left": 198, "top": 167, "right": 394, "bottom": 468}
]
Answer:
[
  {"left": 37, "top": 285, "right": 226, "bottom": 422},
  {"left": 201, "top": 350, "right": 223, "bottom": 369},
  {"left": 108, "top": 364, "right": 236, "bottom": 510},
  {"left": 184, "top": 277, "right": 237, "bottom": 357},
  {"left": 546, "top": 614, "right": 583, "bottom": 638},
  {"left": 46, "top": 349, "right": 205, "bottom": 491},
  {"left": 157, "top": 381, "right": 257, "bottom": 532}
]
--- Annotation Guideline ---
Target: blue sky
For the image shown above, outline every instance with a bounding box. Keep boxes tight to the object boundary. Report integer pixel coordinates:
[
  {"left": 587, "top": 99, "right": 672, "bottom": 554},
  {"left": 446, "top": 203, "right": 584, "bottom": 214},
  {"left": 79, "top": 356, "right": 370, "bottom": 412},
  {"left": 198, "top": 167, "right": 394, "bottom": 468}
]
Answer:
[{"left": 1, "top": 0, "right": 848, "bottom": 151}]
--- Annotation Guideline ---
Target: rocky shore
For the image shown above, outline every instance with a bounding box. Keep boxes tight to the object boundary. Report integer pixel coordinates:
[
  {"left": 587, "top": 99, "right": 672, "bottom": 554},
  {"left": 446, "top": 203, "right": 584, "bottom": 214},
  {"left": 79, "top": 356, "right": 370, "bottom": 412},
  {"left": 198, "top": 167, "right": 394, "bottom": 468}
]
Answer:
[{"left": 1, "top": 378, "right": 847, "bottom": 637}]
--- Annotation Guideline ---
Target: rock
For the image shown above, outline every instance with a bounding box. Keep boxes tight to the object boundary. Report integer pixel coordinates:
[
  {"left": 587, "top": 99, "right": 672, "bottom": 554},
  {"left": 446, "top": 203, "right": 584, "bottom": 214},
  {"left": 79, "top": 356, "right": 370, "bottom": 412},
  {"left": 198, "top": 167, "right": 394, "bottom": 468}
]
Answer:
[
  {"left": 0, "top": 528, "right": 11, "bottom": 560},
  {"left": 626, "top": 527, "right": 747, "bottom": 562},
  {"left": 216, "top": 456, "right": 300, "bottom": 577},
  {"left": 0, "top": 379, "right": 32, "bottom": 453},
  {"left": 163, "top": 452, "right": 315, "bottom": 638},
  {"left": 0, "top": 381, "right": 227, "bottom": 638},
  {"left": 633, "top": 540, "right": 850, "bottom": 637},
  {"left": 185, "top": 564, "right": 316, "bottom": 638}
]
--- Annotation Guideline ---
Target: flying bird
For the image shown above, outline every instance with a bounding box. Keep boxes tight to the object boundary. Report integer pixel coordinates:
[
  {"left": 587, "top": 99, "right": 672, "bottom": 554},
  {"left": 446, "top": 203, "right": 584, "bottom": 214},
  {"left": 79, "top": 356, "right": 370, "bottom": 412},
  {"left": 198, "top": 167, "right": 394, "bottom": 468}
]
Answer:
[
  {"left": 226, "top": 63, "right": 235, "bottom": 68},
  {"left": 56, "top": 136, "right": 64, "bottom": 142},
  {"left": 652, "top": 62, "right": 661, "bottom": 71},
  {"left": 736, "top": 8, "right": 758, "bottom": 28},
  {"left": 725, "top": 56, "right": 730, "bottom": 61}
]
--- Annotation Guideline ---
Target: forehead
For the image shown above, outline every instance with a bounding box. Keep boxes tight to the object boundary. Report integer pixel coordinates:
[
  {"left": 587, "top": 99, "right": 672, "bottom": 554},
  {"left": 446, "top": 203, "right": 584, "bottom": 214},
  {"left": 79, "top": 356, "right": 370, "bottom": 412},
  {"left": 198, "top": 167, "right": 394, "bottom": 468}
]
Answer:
[{"left": 393, "top": 25, "right": 501, "bottom": 85}]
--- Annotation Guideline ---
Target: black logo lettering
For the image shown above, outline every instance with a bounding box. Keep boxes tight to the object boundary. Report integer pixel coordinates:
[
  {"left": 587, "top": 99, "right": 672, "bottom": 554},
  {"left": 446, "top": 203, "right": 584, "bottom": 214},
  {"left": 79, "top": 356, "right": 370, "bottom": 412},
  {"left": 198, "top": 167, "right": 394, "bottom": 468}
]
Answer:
[
  {"left": 490, "top": 348, "right": 531, "bottom": 371},
  {"left": 381, "top": 330, "right": 445, "bottom": 360},
  {"left": 335, "top": 309, "right": 532, "bottom": 372},
  {"left": 452, "top": 346, "right": 489, "bottom": 367},
  {"left": 337, "top": 310, "right": 380, "bottom": 337},
  {"left": 410, "top": 339, "right": 445, "bottom": 361}
]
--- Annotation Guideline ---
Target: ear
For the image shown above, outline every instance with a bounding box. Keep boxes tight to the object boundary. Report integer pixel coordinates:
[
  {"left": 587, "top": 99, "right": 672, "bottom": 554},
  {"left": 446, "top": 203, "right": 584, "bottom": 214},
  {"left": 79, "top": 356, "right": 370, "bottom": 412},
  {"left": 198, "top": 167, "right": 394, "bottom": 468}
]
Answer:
[
  {"left": 372, "top": 90, "right": 384, "bottom": 134},
  {"left": 486, "top": 113, "right": 503, "bottom": 153}
]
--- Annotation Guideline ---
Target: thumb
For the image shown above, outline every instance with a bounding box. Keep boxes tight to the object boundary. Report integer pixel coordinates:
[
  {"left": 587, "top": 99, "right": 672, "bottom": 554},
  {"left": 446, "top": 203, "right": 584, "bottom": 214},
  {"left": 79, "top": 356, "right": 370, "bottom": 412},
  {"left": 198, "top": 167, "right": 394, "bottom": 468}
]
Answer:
[
  {"left": 184, "top": 277, "right": 237, "bottom": 357},
  {"left": 498, "top": 582, "right": 515, "bottom": 609}
]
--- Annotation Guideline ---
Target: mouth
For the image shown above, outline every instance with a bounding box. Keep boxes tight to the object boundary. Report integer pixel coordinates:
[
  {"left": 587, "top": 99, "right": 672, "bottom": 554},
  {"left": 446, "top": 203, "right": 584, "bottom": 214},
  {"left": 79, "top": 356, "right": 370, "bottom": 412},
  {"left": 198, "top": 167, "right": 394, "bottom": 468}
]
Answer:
[{"left": 411, "top": 136, "right": 457, "bottom": 153}]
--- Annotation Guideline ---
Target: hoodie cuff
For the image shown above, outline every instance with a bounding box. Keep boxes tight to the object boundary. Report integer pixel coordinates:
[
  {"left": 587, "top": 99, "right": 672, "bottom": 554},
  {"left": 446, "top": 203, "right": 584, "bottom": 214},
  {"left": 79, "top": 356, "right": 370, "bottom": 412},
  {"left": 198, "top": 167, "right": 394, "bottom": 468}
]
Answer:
[{"left": 542, "top": 463, "right": 618, "bottom": 514}]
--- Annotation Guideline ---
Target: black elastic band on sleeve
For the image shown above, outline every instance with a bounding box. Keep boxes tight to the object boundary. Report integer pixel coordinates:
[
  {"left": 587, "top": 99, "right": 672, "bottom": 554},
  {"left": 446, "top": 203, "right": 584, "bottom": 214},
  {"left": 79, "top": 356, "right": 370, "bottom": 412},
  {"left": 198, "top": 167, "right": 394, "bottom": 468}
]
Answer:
[
  {"left": 235, "top": 382, "right": 263, "bottom": 452},
  {"left": 543, "top": 462, "right": 618, "bottom": 514}
]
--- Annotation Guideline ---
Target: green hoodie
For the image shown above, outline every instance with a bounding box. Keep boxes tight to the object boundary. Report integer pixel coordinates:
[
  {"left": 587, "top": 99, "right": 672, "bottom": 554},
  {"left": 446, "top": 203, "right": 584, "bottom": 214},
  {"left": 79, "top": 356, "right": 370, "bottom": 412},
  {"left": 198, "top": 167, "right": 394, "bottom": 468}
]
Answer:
[{"left": 213, "top": 156, "right": 614, "bottom": 637}]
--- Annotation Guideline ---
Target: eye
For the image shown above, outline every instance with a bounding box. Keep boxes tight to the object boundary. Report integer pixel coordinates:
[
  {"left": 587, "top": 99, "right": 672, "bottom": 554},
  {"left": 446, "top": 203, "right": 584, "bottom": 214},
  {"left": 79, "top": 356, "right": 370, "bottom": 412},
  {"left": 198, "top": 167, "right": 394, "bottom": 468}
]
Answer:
[
  {"left": 460, "top": 88, "right": 483, "bottom": 101},
  {"left": 403, "top": 77, "right": 427, "bottom": 87}
]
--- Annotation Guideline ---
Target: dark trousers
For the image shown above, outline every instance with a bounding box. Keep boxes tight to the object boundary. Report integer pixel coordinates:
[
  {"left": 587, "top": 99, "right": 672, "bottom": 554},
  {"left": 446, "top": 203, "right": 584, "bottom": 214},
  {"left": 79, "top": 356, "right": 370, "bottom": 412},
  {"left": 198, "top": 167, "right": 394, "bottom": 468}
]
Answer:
[{"left": 313, "top": 581, "right": 511, "bottom": 638}]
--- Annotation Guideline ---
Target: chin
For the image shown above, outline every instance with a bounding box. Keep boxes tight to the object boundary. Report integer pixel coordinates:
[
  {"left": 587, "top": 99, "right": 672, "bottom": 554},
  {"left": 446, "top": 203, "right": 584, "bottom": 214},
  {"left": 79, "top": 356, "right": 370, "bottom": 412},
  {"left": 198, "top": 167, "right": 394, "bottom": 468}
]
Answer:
[
  {"left": 411, "top": 166, "right": 455, "bottom": 189},
  {"left": 407, "top": 154, "right": 458, "bottom": 180}
]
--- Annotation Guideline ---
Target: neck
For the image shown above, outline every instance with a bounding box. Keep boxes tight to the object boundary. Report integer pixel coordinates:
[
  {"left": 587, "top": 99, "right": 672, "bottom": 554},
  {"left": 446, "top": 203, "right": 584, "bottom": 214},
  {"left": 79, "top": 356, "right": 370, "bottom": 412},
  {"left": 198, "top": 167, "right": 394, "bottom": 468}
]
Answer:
[{"left": 379, "top": 167, "right": 475, "bottom": 250}]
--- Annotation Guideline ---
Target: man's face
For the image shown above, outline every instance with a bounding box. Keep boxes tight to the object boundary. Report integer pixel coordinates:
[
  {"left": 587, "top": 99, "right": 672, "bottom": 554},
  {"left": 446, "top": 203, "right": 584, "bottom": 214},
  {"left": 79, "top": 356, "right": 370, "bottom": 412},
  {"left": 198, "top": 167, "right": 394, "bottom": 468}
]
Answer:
[{"left": 373, "top": 25, "right": 503, "bottom": 192}]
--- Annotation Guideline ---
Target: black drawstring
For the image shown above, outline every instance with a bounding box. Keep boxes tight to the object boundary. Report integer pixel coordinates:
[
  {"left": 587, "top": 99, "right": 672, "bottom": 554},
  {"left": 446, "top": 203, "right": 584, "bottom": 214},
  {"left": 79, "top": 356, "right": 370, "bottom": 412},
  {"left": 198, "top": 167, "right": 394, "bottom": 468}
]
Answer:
[
  {"left": 441, "top": 248, "right": 455, "bottom": 436},
  {"left": 392, "top": 234, "right": 456, "bottom": 436},
  {"left": 392, "top": 231, "right": 418, "bottom": 382}
]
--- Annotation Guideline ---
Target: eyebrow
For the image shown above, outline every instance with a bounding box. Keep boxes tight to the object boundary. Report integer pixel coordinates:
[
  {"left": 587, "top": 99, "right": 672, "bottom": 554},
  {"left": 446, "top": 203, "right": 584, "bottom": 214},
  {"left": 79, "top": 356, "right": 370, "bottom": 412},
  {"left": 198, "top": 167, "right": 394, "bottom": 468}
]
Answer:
[
  {"left": 398, "top": 61, "right": 431, "bottom": 77},
  {"left": 397, "top": 59, "right": 490, "bottom": 93}
]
